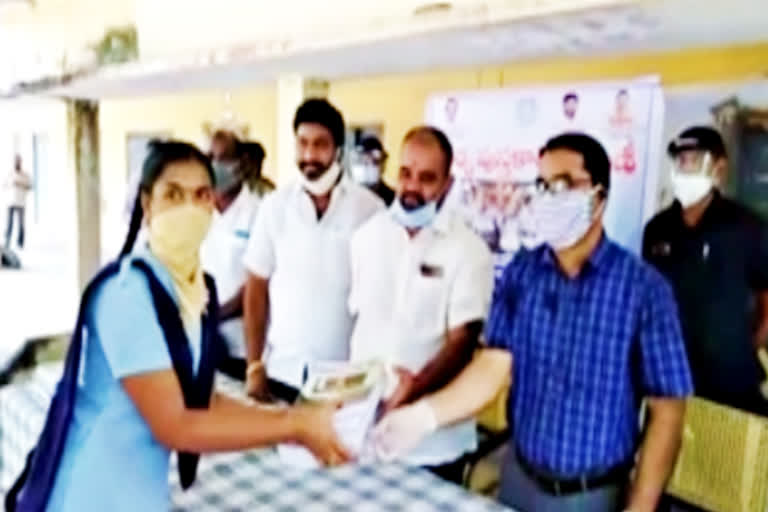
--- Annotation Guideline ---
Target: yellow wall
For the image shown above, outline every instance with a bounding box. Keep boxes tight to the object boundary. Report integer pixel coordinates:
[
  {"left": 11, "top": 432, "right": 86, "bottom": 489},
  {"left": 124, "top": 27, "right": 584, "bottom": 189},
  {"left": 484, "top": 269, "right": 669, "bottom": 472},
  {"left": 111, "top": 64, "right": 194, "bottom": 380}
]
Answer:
[
  {"left": 96, "top": 41, "right": 768, "bottom": 244},
  {"left": 98, "top": 87, "right": 276, "bottom": 257},
  {"left": 329, "top": 68, "right": 501, "bottom": 183}
]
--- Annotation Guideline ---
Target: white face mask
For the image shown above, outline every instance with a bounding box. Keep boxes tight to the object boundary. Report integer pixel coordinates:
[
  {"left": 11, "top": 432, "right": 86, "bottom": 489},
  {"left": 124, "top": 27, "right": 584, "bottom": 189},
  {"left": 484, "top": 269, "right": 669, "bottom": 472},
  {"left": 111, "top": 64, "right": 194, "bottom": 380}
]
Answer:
[
  {"left": 350, "top": 163, "right": 380, "bottom": 186},
  {"left": 531, "top": 189, "right": 598, "bottom": 251},
  {"left": 300, "top": 161, "right": 342, "bottom": 196},
  {"left": 517, "top": 202, "right": 542, "bottom": 250},
  {"left": 671, "top": 174, "right": 713, "bottom": 208}
]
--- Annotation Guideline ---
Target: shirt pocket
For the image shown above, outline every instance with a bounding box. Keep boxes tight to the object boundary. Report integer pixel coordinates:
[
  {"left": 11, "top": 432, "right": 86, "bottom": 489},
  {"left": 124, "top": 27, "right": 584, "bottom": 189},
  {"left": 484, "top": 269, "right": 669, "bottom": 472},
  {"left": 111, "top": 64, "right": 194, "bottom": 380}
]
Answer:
[
  {"left": 405, "top": 271, "right": 449, "bottom": 333},
  {"left": 228, "top": 230, "right": 249, "bottom": 255},
  {"left": 567, "top": 325, "right": 631, "bottom": 401}
]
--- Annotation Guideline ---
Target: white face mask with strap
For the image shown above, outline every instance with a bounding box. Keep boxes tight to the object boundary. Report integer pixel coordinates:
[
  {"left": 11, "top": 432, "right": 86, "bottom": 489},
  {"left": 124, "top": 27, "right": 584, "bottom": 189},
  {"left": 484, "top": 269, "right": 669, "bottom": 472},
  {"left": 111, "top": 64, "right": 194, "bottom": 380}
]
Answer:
[
  {"left": 671, "top": 151, "right": 716, "bottom": 208},
  {"left": 671, "top": 174, "right": 713, "bottom": 208},
  {"left": 300, "top": 161, "right": 343, "bottom": 197},
  {"left": 350, "top": 163, "right": 380, "bottom": 186},
  {"left": 531, "top": 189, "right": 600, "bottom": 251}
]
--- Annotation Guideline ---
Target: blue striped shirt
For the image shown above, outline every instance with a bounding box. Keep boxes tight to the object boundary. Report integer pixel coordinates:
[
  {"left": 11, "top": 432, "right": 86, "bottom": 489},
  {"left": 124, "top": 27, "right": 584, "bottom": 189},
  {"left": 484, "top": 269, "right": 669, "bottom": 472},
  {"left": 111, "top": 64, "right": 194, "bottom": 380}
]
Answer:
[{"left": 487, "top": 236, "right": 693, "bottom": 477}]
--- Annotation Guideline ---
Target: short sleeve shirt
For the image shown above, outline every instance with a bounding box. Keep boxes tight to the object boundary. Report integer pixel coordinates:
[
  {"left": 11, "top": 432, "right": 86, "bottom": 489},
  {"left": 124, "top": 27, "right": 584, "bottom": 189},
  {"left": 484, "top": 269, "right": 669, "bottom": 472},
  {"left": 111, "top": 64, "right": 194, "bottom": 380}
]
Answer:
[
  {"left": 201, "top": 186, "right": 264, "bottom": 358},
  {"left": 349, "top": 207, "right": 494, "bottom": 465},
  {"left": 243, "top": 177, "right": 384, "bottom": 387},
  {"left": 47, "top": 250, "right": 201, "bottom": 512}
]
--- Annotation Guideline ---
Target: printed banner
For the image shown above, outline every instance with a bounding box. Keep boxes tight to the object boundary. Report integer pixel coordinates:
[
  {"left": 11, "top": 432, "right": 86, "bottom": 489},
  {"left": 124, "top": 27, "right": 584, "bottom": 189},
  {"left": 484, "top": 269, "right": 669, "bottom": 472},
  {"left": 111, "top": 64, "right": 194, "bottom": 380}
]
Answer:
[{"left": 426, "top": 78, "right": 665, "bottom": 275}]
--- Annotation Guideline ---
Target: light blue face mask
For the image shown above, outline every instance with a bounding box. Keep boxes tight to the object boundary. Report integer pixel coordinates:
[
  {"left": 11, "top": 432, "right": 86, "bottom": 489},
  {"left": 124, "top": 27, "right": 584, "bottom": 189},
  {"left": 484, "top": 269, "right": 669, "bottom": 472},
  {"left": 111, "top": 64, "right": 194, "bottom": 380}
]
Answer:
[
  {"left": 390, "top": 197, "right": 437, "bottom": 229},
  {"left": 212, "top": 161, "right": 240, "bottom": 192}
]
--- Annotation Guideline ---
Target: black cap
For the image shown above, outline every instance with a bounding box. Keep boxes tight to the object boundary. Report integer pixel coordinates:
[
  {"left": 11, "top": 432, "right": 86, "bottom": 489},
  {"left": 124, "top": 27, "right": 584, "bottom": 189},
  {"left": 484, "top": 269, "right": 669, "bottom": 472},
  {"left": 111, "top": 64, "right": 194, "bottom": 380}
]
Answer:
[
  {"left": 358, "top": 136, "right": 387, "bottom": 159},
  {"left": 667, "top": 126, "right": 727, "bottom": 159}
]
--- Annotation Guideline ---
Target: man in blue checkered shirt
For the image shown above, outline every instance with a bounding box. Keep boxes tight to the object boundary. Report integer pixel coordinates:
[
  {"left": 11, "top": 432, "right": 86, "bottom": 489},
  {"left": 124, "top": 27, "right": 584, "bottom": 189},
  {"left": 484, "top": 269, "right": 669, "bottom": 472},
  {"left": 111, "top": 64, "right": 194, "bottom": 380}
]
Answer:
[{"left": 375, "top": 133, "right": 693, "bottom": 512}]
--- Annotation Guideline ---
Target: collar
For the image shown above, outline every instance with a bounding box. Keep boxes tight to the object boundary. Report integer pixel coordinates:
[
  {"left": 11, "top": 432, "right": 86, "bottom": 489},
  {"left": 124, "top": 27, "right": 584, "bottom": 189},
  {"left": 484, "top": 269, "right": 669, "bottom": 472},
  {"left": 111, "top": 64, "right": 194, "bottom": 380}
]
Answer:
[
  {"left": 219, "top": 185, "right": 251, "bottom": 217},
  {"left": 125, "top": 244, "right": 179, "bottom": 303},
  {"left": 587, "top": 233, "right": 612, "bottom": 269},
  {"left": 538, "top": 232, "right": 612, "bottom": 273},
  {"left": 233, "top": 184, "right": 253, "bottom": 205},
  {"left": 386, "top": 200, "right": 455, "bottom": 236},
  {"left": 431, "top": 205, "right": 455, "bottom": 235}
]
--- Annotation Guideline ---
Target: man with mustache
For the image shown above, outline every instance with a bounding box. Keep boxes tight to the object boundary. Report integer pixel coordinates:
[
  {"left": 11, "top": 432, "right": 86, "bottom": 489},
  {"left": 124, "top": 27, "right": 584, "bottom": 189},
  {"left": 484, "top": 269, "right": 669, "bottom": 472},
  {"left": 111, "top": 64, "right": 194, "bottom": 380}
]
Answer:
[
  {"left": 375, "top": 133, "right": 692, "bottom": 511},
  {"left": 349, "top": 126, "right": 493, "bottom": 482},
  {"left": 243, "top": 99, "right": 384, "bottom": 401}
]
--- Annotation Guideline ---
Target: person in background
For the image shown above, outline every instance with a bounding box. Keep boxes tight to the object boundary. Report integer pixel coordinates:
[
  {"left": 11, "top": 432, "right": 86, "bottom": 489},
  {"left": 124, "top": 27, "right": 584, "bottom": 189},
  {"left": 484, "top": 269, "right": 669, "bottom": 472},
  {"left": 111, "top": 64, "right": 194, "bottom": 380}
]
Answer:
[
  {"left": 239, "top": 141, "right": 276, "bottom": 197},
  {"left": 4, "top": 154, "right": 33, "bottom": 250},
  {"left": 30, "top": 141, "right": 347, "bottom": 512},
  {"left": 644, "top": 126, "right": 768, "bottom": 416},
  {"left": 350, "top": 135, "right": 395, "bottom": 205},
  {"left": 562, "top": 92, "right": 579, "bottom": 122},
  {"left": 376, "top": 133, "right": 693, "bottom": 512},
  {"left": 243, "top": 99, "right": 383, "bottom": 402},
  {"left": 201, "top": 131, "right": 267, "bottom": 381},
  {"left": 349, "top": 127, "right": 493, "bottom": 484}
]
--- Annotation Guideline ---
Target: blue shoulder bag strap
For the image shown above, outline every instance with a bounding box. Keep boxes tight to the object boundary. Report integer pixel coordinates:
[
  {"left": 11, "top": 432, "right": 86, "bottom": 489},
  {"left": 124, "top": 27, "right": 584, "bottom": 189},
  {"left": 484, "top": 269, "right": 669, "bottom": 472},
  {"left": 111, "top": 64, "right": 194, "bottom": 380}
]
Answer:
[
  {"left": 128, "top": 260, "right": 220, "bottom": 490},
  {"left": 6, "top": 260, "right": 221, "bottom": 511},
  {"left": 5, "top": 262, "right": 122, "bottom": 512}
]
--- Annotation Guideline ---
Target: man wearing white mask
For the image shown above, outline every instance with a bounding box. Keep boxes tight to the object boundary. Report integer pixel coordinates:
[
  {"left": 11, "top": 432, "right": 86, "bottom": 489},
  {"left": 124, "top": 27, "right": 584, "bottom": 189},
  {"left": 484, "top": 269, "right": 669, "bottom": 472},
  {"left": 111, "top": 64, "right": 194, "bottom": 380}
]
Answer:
[
  {"left": 644, "top": 126, "right": 768, "bottom": 416},
  {"left": 243, "top": 99, "right": 384, "bottom": 401},
  {"left": 375, "top": 133, "right": 693, "bottom": 512},
  {"left": 350, "top": 135, "right": 395, "bottom": 206},
  {"left": 349, "top": 126, "right": 493, "bottom": 483}
]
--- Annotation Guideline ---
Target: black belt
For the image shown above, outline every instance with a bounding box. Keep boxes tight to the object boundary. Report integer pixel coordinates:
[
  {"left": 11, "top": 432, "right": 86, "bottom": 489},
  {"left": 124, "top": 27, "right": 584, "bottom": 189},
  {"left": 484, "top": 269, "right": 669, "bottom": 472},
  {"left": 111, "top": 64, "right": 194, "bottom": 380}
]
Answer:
[{"left": 515, "top": 448, "right": 631, "bottom": 497}]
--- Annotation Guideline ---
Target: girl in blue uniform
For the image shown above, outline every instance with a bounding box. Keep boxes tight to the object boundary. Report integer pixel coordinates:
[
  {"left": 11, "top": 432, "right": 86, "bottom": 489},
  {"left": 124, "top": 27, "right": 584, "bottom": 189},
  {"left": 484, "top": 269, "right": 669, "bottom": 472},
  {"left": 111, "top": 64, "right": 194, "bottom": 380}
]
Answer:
[{"left": 9, "top": 141, "right": 348, "bottom": 512}]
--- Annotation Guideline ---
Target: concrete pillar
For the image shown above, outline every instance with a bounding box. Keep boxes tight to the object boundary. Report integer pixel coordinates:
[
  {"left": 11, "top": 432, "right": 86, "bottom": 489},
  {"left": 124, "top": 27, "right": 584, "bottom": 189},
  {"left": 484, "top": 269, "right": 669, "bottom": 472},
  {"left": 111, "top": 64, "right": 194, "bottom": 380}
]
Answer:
[
  {"left": 275, "top": 75, "right": 329, "bottom": 184},
  {"left": 69, "top": 100, "right": 101, "bottom": 292}
]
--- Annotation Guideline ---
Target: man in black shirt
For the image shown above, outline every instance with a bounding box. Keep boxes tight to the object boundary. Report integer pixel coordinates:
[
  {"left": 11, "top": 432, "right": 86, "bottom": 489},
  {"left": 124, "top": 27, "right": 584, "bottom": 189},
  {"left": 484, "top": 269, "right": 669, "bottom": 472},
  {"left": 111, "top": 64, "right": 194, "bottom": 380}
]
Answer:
[
  {"left": 350, "top": 136, "right": 395, "bottom": 205},
  {"left": 643, "top": 126, "right": 768, "bottom": 415}
]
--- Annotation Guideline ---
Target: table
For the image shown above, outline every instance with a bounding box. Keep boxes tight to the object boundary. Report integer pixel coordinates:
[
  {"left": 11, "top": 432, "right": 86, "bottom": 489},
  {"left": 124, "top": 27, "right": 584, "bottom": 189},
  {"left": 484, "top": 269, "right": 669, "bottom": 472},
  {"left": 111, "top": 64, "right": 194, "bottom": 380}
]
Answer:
[
  {"left": 0, "top": 263, "right": 77, "bottom": 376},
  {"left": 0, "top": 363, "right": 512, "bottom": 511}
]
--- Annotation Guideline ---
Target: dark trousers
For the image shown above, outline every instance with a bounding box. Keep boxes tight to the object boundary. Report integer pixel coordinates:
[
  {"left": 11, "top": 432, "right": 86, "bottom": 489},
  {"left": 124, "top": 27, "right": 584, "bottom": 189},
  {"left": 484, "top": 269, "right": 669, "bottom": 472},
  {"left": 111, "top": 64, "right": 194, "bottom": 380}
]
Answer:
[
  {"left": 217, "top": 355, "right": 300, "bottom": 404},
  {"left": 5, "top": 206, "right": 25, "bottom": 248},
  {"left": 426, "top": 457, "right": 468, "bottom": 486}
]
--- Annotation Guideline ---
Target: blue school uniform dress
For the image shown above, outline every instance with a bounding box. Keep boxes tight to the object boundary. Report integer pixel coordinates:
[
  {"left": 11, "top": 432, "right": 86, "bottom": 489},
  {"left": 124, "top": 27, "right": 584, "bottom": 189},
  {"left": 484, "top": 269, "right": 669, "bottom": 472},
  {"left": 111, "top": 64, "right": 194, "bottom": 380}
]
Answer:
[{"left": 45, "top": 248, "right": 202, "bottom": 512}]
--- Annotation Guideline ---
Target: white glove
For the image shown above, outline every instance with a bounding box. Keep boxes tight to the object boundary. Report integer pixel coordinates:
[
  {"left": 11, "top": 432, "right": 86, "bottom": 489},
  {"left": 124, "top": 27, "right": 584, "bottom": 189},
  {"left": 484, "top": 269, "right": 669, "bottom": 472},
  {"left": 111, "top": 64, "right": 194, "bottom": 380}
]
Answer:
[{"left": 373, "top": 400, "right": 438, "bottom": 462}]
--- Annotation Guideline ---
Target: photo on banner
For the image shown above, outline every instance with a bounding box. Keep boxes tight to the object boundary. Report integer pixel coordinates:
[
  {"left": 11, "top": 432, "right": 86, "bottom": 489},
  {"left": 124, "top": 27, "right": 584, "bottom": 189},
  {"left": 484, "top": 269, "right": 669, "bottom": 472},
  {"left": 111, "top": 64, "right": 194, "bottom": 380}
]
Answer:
[{"left": 425, "top": 77, "right": 665, "bottom": 278}]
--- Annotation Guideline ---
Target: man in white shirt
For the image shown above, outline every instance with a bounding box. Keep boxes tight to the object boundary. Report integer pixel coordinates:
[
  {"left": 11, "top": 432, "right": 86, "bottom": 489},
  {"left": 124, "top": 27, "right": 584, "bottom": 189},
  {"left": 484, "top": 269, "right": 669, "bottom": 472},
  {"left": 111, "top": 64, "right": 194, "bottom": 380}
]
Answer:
[
  {"left": 349, "top": 126, "right": 494, "bottom": 483},
  {"left": 243, "top": 99, "right": 383, "bottom": 402},
  {"left": 201, "top": 130, "right": 267, "bottom": 380},
  {"left": 4, "top": 155, "right": 32, "bottom": 250}
]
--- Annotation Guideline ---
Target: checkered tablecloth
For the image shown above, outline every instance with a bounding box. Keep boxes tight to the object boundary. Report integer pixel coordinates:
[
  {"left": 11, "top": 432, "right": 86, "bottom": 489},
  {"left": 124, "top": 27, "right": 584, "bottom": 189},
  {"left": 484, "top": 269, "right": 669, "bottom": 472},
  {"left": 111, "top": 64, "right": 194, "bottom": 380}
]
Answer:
[{"left": 0, "top": 363, "right": 512, "bottom": 511}]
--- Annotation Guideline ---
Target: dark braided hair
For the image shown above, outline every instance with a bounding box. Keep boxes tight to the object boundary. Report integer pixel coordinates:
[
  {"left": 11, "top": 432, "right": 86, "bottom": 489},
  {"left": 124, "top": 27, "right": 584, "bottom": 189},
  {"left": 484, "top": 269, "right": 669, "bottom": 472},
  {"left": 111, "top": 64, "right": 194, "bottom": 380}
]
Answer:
[{"left": 120, "top": 140, "right": 215, "bottom": 258}]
